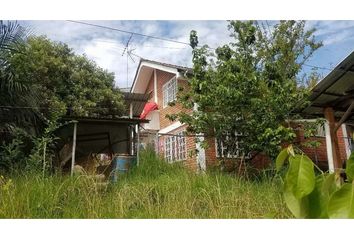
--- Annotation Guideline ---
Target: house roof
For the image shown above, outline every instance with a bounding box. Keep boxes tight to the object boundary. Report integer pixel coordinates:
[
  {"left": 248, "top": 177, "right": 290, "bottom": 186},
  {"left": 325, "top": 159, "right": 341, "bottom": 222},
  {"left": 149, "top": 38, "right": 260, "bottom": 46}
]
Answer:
[
  {"left": 139, "top": 58, "right": 192, "bottom": 72},
  {"left": 302, "top": 51, "right": 354, "bottom": 123},
  {"left": 130, "top": 58, "right": 192, "bottom": 93}
]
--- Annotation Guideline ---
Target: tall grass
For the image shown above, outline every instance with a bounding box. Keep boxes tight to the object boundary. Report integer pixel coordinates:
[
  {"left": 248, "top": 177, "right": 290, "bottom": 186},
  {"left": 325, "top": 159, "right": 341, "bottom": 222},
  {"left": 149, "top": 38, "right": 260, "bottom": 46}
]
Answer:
[{"left": 0, "top": 149, "right": 291, "bottom": 218}]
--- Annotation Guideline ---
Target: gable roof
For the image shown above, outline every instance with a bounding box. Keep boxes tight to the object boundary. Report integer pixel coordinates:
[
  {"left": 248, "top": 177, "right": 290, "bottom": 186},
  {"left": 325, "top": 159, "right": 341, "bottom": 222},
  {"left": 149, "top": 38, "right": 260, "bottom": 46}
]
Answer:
[
  {"left": 130, "top": 58, "right": 192, "bottom": 93},
  {"left": 139, "top": 58, "right": 192, "bottom": 71}
]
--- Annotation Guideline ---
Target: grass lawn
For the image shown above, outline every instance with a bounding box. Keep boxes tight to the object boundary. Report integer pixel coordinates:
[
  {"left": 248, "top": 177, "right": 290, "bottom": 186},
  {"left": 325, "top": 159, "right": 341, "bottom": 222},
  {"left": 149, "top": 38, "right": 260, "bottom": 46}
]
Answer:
[{"left": 0, "top": 150, "right": 291, "bottom": 218}]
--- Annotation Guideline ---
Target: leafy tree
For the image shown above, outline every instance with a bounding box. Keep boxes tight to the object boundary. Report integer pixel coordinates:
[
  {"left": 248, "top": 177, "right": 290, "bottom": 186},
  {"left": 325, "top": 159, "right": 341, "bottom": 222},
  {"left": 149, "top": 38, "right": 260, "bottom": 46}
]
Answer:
[
  {"left": 175, "top": 20, "right": 322, "bottom": 163},
  {"left": 8, "top": 36, "right": 125, "bottom": 120},
  {"left": 1, "top": 28, "right": 126, "bottom": 172}
]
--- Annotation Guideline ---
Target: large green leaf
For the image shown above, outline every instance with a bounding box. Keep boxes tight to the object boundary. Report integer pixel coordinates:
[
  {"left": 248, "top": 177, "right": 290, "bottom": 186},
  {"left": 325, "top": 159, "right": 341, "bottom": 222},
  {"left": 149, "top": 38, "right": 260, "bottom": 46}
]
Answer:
[
  {"left": 285, "top": 154, "right": 315, "bottom": 199},
  {"left": 308, "top": 174, "right": 336, "bottom": 218},
  {"left": 276, "top": 148, "right": 288, "bottom": 172},
  {"left": 322, "top": 173, "right": 337, "bottom": 196},
  {"left": 283, "top": 183, "right": 309, "bottom": 218},
  {"left": 308, "top": 175, "right": 325, "bottom": 218},
  {"left": 346, "top": 152, "right": 354, "bottom": 181},
  {"left": 328, "top": 182, "right": 354, "bottom": 219}
]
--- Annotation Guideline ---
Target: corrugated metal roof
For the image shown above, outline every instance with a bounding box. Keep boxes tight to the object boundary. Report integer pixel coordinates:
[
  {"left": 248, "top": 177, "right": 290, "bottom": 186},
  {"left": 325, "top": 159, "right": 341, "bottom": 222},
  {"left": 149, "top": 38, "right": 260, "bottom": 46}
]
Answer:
[
  {"left": 62, "top": 116, "right": 149, "bottom": 124},
  {"left": 122, "top": 92, "right": 150, "bottom": 117},
  {"left": 302, "top": 51, "right": 354, "bottom": 123}
]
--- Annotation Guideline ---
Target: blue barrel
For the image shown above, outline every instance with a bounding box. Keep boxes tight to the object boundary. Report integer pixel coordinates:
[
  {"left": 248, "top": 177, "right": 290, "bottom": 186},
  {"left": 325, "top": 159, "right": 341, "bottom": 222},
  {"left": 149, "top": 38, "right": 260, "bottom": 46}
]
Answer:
[{"left": 112, "top": 155, "right": 136, "bottom": 182}]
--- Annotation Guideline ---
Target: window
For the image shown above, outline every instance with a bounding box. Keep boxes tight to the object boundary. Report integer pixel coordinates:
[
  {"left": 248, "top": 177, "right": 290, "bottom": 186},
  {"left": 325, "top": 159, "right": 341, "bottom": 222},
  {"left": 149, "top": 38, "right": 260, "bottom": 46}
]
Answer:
[
  {"left": 215, "top": 132, "right": 249, "bottom": 158},
  {"left": 162, "top": 77, "right": 177, "bottom": 108},
  {"left": 315, "top": 124, "right": 326, "bottom": 137},
  {"left": 164, "top": 131, "right": 187, "bottom": 163}
]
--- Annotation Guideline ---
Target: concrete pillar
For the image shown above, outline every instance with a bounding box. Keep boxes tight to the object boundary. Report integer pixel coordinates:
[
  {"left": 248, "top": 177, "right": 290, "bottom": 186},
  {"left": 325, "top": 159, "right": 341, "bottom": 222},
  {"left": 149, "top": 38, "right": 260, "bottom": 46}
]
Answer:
[{"left": 324, "top": 107, "right": 342, "bottom": 173}]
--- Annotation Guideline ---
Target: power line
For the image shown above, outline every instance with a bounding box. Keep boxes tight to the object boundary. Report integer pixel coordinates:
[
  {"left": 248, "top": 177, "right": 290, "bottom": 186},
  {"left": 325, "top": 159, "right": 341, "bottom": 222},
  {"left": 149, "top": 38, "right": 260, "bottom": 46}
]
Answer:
[
  {"left": 90, "top": 39, "right": 336, "bottom": 72},
  {"left": 303, "top": 63, "right": 333, "bottom": 71},
  {"left": 64, "top": 20, "right": 342, "bottom": 72},
  {"left": 66, "top": 20, "right": 191, "bottom": 47},
  {"left": 91, "top": 39, "right": 187, "bottom": 50}
]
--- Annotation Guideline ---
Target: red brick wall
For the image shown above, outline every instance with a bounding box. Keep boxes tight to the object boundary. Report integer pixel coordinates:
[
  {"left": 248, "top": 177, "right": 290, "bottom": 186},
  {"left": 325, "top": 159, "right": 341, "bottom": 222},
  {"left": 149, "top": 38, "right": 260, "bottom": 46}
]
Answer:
[
  {"left": 155, "top": 70, "right": 190, "bottom": 129},
  {"left": 203, "top": 136, "right": 271, "bottom": 171},
  {"left": 157, "top": 125, "right": 198, "bottom": 171},
  {"left": 295, "top": 123, "right": 348, "bottom": 170},
  {"left": 204, "top": 136, "right": 218, "bottom": 167}
]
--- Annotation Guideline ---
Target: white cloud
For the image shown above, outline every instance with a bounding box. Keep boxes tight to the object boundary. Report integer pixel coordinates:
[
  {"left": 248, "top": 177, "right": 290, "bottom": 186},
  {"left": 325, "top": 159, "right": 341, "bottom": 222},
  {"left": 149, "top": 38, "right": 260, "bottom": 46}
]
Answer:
[
  {"left": 20, "top": 20, "right": 234, "bottom": 88},
  {"left": 307, "top": 20, "right": 354, "bottom": 46},
  {"left": 20, "top": 20, "right": 354, "bottom": 88}
]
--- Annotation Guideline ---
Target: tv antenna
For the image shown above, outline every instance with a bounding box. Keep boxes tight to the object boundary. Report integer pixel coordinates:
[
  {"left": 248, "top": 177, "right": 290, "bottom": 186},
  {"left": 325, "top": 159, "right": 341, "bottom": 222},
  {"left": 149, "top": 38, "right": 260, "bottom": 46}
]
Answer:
[{"left": 121, "top": 34, "right": 136, "bottom": 89}]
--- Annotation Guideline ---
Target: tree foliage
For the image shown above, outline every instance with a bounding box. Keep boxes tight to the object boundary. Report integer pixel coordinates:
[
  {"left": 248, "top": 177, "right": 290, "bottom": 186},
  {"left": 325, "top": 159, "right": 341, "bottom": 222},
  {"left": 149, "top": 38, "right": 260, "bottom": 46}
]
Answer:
[
  {"left": 176, "top": 20, "right": 322, "bottom": 159},
  {"left": 8, "top": 36, "right": 125, "bottom": 120},
  {"left": 1, "top": 23, "right": 126, "bottom": 172}
]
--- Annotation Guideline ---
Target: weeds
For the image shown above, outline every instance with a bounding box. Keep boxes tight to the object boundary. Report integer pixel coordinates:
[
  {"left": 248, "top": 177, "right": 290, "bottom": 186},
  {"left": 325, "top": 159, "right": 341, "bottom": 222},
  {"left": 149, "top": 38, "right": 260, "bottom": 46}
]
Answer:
[{"left": 0, "top": 149, "right": 290, "bottom": 218}]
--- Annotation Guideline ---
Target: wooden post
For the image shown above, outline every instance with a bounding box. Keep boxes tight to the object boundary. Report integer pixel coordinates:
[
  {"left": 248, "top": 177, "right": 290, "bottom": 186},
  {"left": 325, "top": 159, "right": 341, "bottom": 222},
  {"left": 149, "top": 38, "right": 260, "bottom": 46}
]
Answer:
[
  {"left": 129, "top": 103, "right": 133, "bottom": 118},
  {"left": 324, "top": 107, "right": 342, "bottom": 173},
  {"left": 71, "top": 121, "right": 78, "bottom": 177}
]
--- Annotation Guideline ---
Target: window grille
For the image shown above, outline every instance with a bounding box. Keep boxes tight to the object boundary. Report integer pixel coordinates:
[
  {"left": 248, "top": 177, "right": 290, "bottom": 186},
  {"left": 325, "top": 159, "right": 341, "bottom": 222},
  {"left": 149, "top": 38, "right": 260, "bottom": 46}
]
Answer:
[
  {"left": 164, "top": 131, "right": 187, "bottom": 162},
  {"left": 215, "top": 132, "right": 247, "bottom": 158},
  {"left": 162, "top": 77, "right": 177, "bottom": 108}
]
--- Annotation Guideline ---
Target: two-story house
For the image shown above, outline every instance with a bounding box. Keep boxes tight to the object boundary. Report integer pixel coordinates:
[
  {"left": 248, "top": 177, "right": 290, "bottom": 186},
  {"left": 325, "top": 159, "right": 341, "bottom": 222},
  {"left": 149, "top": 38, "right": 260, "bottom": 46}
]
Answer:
[
  {"left": 130, "top": 58, "right": 353, "bottom": 173},
  {"left": 130, "top": 59, "right": 216, "bottom": 171}
]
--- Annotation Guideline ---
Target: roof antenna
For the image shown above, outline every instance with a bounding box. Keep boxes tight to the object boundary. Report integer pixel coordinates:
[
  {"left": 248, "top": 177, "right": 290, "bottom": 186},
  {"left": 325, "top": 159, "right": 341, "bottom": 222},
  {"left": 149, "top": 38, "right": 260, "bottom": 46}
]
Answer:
[{"left": 122, "top": 34, "right": 134, "bottom": 89}]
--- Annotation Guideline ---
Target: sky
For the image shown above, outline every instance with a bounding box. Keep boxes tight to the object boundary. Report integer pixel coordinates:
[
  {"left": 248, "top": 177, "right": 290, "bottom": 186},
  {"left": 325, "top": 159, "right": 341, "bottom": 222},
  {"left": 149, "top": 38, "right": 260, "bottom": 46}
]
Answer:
[{"left": 18, "top": 20, "right": 354, "bottom": 89}]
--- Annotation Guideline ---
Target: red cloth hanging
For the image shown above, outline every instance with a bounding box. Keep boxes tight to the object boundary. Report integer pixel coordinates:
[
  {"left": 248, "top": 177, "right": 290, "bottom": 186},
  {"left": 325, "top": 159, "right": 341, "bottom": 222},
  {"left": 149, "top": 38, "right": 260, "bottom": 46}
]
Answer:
[{"left": 140, "top": 102, "right": 158, "bottom": 119}]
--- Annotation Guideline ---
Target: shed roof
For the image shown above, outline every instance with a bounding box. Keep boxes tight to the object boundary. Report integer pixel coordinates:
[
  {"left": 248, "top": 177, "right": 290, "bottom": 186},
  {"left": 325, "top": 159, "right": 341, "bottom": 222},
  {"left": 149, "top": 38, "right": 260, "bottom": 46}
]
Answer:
[
  {"left": 62, "top": 116, "right": 149, "bottom": 124},
  {"left": 122, "top": 92, "right": 151, "bottom": 117},
  {"left": 302, "top": 51, "right": 354, "bottom": 124},
  {"left": 56, "top": 116, "right": 148, "bottom": 155}
]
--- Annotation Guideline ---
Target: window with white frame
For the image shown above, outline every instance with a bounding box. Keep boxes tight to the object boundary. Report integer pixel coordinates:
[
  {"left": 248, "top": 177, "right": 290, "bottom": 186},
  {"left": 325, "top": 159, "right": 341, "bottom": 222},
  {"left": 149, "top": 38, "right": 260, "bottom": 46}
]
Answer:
[
  {"left": 315, "top": 124, "right": 326, "bottom": 137},
  {"left": 215, "top": 132, "right": 246, "bottom": 158},
  {"left": 164, "top": 131, "right": 187, "bottom": 163},
  {"left": 162, "top": 76, "right": 177, "bottom": 108}
]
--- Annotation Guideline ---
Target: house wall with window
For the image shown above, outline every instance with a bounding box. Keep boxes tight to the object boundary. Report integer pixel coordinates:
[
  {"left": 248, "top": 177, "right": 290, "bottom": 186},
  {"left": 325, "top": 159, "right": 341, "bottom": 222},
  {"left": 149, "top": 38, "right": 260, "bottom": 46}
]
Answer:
[
  {"left": 203, "top": 135, "right": 271, "bottom": 172},
  {"left": 294, "top": 123, "right": 349, "bottom": 170},
  {"left": 138, "top": 65, "right": 197, "bottom": 169},
  {"left": 154, "top": 70, "right": 190, "bottom": 129},
  {"left": 132, "top": 59, "right": 352, "bottom": 173},
  {"left": 158, "top": 125, "right": 198, "bottom": 171}
]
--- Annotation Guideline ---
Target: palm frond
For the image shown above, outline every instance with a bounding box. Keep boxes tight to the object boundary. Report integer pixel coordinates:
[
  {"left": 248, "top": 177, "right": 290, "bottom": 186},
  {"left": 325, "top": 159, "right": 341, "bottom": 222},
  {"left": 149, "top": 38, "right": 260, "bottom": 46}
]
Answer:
[{"left": 0, "top": 21, "right": 40, "bottom": 137}]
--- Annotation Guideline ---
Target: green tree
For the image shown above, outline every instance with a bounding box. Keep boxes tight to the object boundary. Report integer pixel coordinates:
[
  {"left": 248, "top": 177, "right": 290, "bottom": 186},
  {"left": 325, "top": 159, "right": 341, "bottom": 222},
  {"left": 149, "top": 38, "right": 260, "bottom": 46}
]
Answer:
[
  {"left": 1, "top": 31, "right": 126, "bottom": 172},
  {"left": 9, "top": 36, "right": 125, "bottom": 120},
  {"left": 175, "top": 20, "right": 322, "bottom": 163}
]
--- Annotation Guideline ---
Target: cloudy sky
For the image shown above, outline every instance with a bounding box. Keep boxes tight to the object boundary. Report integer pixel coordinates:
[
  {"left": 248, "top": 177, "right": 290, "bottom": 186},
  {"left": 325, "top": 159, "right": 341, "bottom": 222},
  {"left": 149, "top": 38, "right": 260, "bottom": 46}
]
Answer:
[{"left": 18, "top": 20, "right": 354, "bottom": 89}]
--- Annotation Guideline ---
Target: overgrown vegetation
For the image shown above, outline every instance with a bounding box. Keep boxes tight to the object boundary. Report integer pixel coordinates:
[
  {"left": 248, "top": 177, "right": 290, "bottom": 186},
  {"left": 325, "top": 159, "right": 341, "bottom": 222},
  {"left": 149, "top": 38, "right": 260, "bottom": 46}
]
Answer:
[
  {"left": 0, "top": 21, "right": 126, "bottom": 173},
  {"left": 172, "top": 20, "right": 322, "bottom": 163},
  {"left": 0, "top": 149, "right": 290, "bottom": 218}
]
